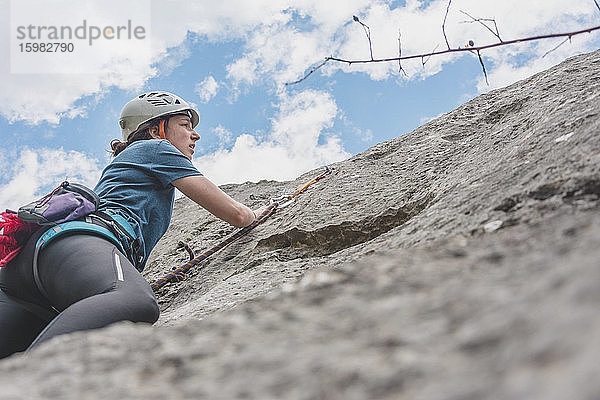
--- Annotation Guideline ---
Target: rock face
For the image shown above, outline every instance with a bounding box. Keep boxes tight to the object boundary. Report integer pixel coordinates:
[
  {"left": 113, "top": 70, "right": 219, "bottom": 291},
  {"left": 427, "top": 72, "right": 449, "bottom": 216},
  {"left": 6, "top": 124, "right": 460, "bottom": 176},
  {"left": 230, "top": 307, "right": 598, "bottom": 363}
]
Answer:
[{"left": 0, "top": 50, "right": 599, "bottom": 399}]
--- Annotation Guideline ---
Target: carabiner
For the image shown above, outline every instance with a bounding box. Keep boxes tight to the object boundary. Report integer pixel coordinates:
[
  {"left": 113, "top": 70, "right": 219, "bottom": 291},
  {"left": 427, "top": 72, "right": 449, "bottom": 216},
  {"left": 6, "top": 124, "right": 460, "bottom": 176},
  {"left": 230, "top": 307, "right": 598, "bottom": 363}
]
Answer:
[
  {"left": 316, "top": 166, "right": 333, "bottom": 180},
  {"left": 270, "top": 194, "right": 295, "bottom": 208},
  {"left": 277, "top": 197, "right": 296, "bottom": 209}
]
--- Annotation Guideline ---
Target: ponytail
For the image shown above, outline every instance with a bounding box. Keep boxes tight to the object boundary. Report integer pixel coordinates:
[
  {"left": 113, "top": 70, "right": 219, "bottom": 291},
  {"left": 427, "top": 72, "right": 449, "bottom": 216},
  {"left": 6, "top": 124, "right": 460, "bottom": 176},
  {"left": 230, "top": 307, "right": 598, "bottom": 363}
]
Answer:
[{"left": 109, "top": 120, "right": 160, "bottom": 157}]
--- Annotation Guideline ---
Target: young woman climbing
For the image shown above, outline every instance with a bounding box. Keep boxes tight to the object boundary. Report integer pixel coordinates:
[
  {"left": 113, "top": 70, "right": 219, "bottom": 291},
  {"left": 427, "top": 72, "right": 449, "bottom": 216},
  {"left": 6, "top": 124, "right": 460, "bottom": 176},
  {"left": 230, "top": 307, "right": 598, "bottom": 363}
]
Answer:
[{"left": 0, "top": 91, "right": 264, "bottom": 358}]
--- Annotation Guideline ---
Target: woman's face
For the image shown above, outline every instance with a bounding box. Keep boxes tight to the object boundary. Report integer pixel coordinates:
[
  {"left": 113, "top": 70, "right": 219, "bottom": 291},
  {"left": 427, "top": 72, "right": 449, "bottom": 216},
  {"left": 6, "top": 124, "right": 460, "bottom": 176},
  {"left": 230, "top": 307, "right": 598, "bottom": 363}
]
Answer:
[{"left": 151, "top": 114, "right": 200, "bottom": 160}]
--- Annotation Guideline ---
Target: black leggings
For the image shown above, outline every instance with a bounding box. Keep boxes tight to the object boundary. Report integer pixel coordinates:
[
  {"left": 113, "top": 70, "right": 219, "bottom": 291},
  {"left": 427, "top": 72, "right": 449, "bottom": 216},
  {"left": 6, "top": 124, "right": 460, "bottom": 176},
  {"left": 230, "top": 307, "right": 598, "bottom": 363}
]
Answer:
[{"left": 0, "top": 230, "right": 159, "bottom": 359}]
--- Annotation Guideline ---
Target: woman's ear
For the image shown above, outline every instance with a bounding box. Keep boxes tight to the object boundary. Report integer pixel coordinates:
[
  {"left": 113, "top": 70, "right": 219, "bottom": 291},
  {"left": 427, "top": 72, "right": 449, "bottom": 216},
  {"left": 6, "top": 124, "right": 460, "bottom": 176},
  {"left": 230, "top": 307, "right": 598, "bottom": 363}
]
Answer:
[{"left": 148, "top": 125, "right": 160, "bottom": 139}]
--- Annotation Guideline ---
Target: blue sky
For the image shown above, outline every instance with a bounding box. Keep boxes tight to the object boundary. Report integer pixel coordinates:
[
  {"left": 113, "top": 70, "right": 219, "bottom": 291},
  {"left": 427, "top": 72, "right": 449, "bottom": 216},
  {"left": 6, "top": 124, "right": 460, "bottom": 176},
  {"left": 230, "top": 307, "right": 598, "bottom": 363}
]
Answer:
[{"left": 1, "top": 0, "right": 599, "bottom": 211}]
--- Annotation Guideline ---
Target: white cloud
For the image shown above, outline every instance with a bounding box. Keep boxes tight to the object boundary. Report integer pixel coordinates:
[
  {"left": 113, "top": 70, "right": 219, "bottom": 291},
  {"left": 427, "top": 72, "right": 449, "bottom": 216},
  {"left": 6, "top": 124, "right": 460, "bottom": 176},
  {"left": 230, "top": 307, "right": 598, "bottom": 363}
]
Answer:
[
  {"left": 213, "top": 125, "right": 234, "bottom": 147},
  {"left": 227, "top": 24, "right": 335, "bottom": 87},
  {"left": 193, "top": 89, "right": 350, "bottom": 184},
  {"left": 0, "top": 148, "right": 101, "bottom": 212},
  {"left": 356, "top": 127, "right": 374, "bottom": 142},
  {"left": 340, "top": 110, "right": 374, "bottom": 142},
  {"left": 195, "top": 76, "right": 220, "bottom": 103},
  {"left": 226, "top": 55, "right": 260, "bottom": 87}
]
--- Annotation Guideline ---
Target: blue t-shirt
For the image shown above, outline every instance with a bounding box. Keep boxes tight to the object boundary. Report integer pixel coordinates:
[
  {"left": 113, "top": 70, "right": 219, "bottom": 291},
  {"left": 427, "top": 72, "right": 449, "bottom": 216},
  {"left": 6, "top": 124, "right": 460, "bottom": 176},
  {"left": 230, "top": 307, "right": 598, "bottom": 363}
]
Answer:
[{"left": 94, "top": 139, "right": 202, "bottom": 270}]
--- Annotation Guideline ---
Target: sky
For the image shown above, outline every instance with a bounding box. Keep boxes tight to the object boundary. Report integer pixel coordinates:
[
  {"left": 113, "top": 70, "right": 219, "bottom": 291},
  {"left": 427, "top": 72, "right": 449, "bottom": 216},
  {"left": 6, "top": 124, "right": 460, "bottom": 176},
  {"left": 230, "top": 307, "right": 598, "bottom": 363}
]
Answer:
[{"left": 1, "top": 0, "right": 599, "bottom": 211}]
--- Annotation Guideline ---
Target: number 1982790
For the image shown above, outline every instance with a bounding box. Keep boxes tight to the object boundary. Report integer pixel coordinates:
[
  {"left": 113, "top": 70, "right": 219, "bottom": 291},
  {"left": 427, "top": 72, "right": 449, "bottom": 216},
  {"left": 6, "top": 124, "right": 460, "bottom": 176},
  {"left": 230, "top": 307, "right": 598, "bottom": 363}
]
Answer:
[{"left": 18, "top": 42, "right": 74, "bottom": 52}]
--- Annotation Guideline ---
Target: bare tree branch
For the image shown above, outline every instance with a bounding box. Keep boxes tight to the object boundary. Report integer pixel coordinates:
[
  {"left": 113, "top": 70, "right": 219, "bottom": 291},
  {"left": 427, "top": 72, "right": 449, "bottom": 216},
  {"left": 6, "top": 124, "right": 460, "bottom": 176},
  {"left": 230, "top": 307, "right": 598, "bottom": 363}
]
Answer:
[
  {"left": 459, "top": 10, "right": 502, "bottom": 42},
  {"left": 327, "top": 26, "right": 599, "bottom": 64},
  {"left": 287, "top": 25, "right": 600, "bottom": 85},
  {"left": 442, "top": 0, "right": 452, "bottom": 50},
  {"left": 286, "top": 0, "right": 600, "bottom": 86}
]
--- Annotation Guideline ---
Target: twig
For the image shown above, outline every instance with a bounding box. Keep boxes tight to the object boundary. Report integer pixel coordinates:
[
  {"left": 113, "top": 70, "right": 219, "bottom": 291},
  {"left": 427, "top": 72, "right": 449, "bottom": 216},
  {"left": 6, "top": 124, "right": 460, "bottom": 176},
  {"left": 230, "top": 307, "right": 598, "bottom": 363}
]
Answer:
[
  {"left": 442, "top": 0, "right": 452, "bottom": 49},
  {"left": 353, "top": 15, "right": 374, "bottom": 60},
  {"left": 398, "top": 30, "right": 408, "bottom": 77},
  {"left": 284, "top": 58, "right": 329, "bottom": 86},
  {"left": 542, "top": 36, "right": 571, "bottom": 58},
  {"left": 422, "top": 44, "right": 440, "bottom": 66},
  {"left": 594, "top": 0, "right": 600, "bottom": 12},
  {"left": 459, "top": 10, "right": 502, "bottom": 42},
  {"left": 476, "top": 50, "right": 488, "bottom": 84}
]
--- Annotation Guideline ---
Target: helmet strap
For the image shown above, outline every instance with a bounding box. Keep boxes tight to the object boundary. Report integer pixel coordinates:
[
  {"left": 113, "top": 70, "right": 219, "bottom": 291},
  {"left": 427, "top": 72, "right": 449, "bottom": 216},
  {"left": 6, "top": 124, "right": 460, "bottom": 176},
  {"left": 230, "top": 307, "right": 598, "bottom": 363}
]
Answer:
[{"left": 159, "top": 119, "right": 167, "bottom": 139}]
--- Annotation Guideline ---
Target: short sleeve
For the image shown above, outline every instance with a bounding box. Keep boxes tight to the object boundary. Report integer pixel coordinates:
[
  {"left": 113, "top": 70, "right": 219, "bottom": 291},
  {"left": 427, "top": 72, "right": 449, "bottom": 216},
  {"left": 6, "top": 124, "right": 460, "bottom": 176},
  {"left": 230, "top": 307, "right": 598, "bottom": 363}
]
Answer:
[{"left": 150, "top": 140, "right": 203, "bottom": 188}]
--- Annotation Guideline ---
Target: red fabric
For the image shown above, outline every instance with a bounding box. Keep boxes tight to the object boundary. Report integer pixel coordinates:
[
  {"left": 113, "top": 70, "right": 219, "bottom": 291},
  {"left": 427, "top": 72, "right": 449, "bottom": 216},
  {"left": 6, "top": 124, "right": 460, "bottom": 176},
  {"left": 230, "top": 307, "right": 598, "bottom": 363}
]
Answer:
[{"left": 0, "top": 212, "right": 38, "bottom": 267}]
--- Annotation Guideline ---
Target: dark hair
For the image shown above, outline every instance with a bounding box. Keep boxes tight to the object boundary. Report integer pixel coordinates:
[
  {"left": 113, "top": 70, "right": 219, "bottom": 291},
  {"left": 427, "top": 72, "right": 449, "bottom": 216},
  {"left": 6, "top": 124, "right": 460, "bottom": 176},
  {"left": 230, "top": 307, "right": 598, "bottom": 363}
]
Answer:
[{"left": 109, "top": 120, "right": 160, "bottom": 157}]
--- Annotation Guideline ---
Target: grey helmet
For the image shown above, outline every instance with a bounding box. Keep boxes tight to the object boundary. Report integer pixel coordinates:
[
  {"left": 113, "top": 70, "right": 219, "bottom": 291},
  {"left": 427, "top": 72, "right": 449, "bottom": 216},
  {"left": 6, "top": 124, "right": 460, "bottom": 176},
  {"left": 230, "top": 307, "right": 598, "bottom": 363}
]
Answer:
[{"left": 119, "top": 91, "right": 200, "bottom": 141}]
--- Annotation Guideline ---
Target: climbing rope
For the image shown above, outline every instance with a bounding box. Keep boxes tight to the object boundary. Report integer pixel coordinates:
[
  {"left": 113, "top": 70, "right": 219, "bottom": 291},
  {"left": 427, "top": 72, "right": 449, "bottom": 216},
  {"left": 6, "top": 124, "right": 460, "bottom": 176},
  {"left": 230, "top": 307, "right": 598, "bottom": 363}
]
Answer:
[{"left": 150, "top": 166, "right": 333, "bottom": 292}]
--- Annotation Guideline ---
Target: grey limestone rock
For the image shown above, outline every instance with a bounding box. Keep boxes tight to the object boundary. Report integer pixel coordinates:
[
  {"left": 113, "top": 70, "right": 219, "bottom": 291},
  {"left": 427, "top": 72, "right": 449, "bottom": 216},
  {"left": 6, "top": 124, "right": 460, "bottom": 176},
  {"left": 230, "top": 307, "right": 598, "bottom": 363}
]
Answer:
[{"left": 0, "top": 49, "right": 599, "bottom": 399}]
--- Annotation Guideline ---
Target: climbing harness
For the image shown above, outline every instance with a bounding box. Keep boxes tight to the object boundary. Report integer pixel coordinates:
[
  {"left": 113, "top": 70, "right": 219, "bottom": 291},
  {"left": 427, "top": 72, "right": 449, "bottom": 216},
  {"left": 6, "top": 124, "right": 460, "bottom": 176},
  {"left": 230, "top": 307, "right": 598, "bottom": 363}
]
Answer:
[
  {"left": 31, "top": 210, "right": 143, "bottom": 300},
  {"left": 150, "top": 166, "right": 333, "bottom": 292}
]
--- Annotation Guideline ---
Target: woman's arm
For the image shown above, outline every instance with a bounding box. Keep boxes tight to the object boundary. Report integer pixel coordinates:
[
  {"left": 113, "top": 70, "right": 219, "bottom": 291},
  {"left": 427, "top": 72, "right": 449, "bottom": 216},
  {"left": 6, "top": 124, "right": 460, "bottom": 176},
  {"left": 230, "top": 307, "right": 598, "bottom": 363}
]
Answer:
[{"left": 172, "top": 175, "right": 255, "bottom": 228}]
